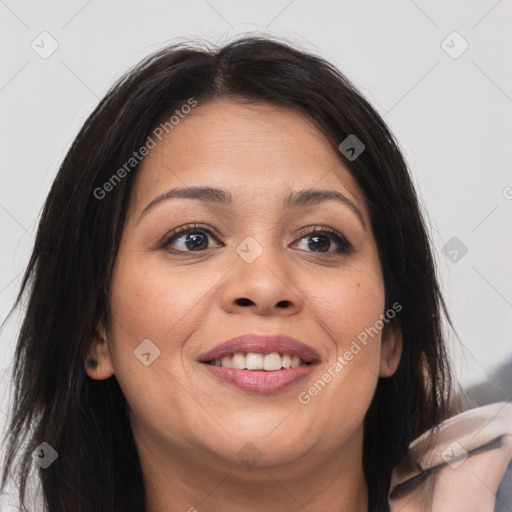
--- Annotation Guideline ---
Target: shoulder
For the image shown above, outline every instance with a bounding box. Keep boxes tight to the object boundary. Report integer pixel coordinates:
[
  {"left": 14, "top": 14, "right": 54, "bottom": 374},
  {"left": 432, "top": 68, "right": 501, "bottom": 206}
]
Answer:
[{"left": 389, "top": 402, "right": 512, "bottom": 511}]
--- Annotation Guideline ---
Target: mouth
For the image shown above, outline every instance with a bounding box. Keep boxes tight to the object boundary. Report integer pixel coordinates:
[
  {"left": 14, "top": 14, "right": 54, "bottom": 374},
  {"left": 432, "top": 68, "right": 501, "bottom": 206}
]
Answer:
[
  {"left": 204, "top": 351, "right": 312, "bottom": 369},
  {"left": 197, "top": 334, "right": 321, "bottom": 393}
]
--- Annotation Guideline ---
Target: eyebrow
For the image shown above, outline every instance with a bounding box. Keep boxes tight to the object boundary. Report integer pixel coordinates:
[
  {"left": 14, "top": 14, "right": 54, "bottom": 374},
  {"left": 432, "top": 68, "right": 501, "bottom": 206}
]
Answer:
[
  {"left": 138, "top": 186, "right": 365, "bottom": 227},
  {"left": 285, "top": 189, "right": 366, "bottom": 228}
]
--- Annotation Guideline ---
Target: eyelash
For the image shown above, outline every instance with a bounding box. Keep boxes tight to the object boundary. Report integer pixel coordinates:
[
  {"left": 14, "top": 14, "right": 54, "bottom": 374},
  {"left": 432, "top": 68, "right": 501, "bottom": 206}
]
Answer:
[{"left": 159, "top": 223, "right": 352, "bottom": 257}]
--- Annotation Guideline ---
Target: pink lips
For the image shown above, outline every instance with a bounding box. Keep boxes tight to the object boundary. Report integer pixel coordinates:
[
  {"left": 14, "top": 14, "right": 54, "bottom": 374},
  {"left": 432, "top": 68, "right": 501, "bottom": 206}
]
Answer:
[
  {"left": 197, "top": 334, "right": 321, "bottom": 364},
  {"left": 198, "top": 334, "right": 321, "bottom": 394}
]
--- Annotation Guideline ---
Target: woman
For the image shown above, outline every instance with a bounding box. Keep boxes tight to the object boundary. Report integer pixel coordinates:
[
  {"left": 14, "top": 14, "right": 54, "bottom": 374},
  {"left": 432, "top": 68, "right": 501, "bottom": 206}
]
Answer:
[{"left": 1, "top": 36, "right": 510, "bottom": 512}]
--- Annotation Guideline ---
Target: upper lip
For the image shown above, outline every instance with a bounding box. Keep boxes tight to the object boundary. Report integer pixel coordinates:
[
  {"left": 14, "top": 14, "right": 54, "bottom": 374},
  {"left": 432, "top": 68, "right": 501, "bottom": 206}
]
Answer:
[{"left": 197, "top": 334, "right": 321, "bottom": 364}]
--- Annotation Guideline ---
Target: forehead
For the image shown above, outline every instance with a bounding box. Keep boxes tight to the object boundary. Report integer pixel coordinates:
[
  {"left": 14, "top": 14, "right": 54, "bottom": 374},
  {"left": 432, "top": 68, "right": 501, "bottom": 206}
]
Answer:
[{"left": 129, "top": 99, "right": 366, "bottom": 217}]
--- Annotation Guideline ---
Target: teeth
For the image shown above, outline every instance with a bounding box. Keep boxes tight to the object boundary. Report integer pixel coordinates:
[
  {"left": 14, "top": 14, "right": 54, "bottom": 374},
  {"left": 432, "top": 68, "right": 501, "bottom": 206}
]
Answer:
[
  {"left": 232, "top": 353, "right": 246, "bottom": 369},
  {"left": 221, "top": 356, "right": 232, "bottom": 368},
  {"left": 263, "top": 353, "right": 282, "bottom": 371},
  {"left": 246, "top": 352, "right": 263, "bottom": 370},
  {"left": 291, "top": 356, "right": 301, "bottom": 368},
  {"left": 211, "top": 352, "right": 309, "bottom": 370}
]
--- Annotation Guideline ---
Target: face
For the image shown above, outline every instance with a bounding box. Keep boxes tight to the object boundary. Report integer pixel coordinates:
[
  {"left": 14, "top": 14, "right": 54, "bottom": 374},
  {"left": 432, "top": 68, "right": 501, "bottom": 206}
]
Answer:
[{"left": 87, "top": 99, "right": 401, "bottom": 478}]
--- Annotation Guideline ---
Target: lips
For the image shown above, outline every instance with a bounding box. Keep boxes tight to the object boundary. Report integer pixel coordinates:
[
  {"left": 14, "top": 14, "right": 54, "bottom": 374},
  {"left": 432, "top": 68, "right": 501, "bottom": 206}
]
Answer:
[
  {"left": 197, "top": 334, "right": 321, "bottom": 393},
  {"left": 197, "top": 334, "right": 321, "bottom": 364}
]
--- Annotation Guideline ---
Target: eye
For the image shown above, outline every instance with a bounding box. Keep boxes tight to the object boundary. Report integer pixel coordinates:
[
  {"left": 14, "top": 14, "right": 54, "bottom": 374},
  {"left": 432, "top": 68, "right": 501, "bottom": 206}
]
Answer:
[
  {"left": 293, "top": 226, "right": 352, "bottom": 256},
  {"left": 160, "top": 224, "right": 222, "bottom": 253}
]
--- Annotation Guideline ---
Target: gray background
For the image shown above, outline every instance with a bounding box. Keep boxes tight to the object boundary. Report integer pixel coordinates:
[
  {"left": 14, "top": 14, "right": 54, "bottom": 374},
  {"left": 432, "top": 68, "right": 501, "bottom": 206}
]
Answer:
[{"left": 1, "top": 0, "right": 511, "bottom": 506}]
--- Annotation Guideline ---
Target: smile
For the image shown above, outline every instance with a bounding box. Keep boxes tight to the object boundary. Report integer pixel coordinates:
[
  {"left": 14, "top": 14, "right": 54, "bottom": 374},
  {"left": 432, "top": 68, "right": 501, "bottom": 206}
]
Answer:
[
  {"left": 201, "top": 353, "right": 317, "bottom": 393},
  {"left": 206, "top": 351, "right": 311, "bottom": 370}
]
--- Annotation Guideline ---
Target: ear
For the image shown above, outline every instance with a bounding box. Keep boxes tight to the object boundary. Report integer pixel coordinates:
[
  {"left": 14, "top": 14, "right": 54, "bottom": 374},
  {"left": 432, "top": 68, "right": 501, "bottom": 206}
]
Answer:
[
  {"left": 84, "top": 325, "right": 115, "bottom": 380},
  {"left": 379, "top": 322, "right": 402, "bottom": 377}
]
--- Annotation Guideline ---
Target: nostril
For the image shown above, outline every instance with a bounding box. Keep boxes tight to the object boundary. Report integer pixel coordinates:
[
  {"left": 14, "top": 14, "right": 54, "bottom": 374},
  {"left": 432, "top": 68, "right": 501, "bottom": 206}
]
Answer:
[
  {"left": 276, "top": 300, "right": 292, "bottom": 308},
  {"left": 235, "top": 298, "right": 254, "bottom": 307}
]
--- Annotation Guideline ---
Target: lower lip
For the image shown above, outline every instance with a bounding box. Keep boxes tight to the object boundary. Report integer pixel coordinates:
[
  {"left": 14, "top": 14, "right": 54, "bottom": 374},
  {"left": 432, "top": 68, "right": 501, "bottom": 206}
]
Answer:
[{"left": 200, "top": 363, "right": 316, "bottom": 393}]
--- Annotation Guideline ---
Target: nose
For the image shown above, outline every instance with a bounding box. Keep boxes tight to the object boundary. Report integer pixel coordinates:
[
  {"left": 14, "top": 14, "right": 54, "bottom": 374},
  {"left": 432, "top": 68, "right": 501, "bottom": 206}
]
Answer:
[{"left": 219, "top": 244, "right": 302, "bottom": 317}]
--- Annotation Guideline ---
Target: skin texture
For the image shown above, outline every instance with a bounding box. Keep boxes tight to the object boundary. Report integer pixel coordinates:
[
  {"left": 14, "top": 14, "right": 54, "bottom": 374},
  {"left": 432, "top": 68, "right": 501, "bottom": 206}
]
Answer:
[{"left": 86, "top": 99, "right": 402, "bottom": 512}]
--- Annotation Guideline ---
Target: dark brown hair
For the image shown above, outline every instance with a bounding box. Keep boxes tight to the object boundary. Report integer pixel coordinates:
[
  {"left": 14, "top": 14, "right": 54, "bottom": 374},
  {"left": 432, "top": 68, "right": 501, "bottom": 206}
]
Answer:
[{"left": 1, "top": 35, "right": 456, "bottom": 511}]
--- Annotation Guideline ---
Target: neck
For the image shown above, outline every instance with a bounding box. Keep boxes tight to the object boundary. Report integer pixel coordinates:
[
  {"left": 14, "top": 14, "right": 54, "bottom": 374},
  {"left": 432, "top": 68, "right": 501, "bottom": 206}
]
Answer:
[{"left": 136, "top": 427, "right": 369, "bottom": 512}]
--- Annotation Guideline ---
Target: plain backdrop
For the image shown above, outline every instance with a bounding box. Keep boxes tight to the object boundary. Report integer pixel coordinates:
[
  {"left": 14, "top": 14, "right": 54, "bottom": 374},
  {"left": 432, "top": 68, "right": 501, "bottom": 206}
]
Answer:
[{"left": 1, "top": 0, "right": 511, "bottom": 505}]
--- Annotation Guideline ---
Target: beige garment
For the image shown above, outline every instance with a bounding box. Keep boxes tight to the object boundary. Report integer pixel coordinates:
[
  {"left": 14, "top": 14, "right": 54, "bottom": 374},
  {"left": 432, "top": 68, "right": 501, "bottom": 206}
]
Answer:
[{"left": 389, "top": 402, "right": 512, "bottom": 512}]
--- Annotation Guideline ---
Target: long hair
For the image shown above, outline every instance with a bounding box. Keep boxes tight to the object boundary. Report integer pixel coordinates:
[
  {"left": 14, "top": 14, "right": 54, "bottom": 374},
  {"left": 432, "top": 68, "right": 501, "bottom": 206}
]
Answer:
[{"left": 1, "top": 35, "right": 455, "bottom": 511}]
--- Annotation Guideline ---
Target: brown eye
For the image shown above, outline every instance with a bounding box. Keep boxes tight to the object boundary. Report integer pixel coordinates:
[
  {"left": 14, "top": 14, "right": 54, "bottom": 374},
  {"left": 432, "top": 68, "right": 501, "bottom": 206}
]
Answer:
[
  {"left": 306, "top": 234, "right": 331, "bottom": 252},
  {"left": 293, "top": 228, "right": 352, "bottom": 256},
  {"left": 161, "top": 227, "right": 222, "bottom": 253}
]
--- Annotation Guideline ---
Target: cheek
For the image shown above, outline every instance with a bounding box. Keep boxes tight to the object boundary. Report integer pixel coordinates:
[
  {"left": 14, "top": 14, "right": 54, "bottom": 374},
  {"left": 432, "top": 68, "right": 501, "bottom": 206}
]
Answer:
[
  {"left": 297, "top": 264, "right": 385, "bottom": 425},
  {"left": 307, "top": 263, "right": 385, "bottom": 353},
  {"left": 106, "top": 250, "right": 217, "bottom": 368},
  {"left": 105, "top": 251, "right": 219, "bottom": 437}
]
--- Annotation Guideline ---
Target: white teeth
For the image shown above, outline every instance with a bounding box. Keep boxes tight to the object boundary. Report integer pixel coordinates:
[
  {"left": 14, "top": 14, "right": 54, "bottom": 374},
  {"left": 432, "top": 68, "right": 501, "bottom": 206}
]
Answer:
[
  {"left": 232, "top": 353, "right": 246, "bottom": 369},
  {"left": 212, "top": 352, "right": 309, "bottom": 370},
  {"left": 263, "top": 352, "right": 282, "bottom": 371},
  {"left": 246, "top": 353, "right": 263, "bottom": 370},
  {"left": 221, "top": 356, "right": 232, "bottom": 368},
  {"left": 291, "top": 356, "right": 301, "bottom": 368}
]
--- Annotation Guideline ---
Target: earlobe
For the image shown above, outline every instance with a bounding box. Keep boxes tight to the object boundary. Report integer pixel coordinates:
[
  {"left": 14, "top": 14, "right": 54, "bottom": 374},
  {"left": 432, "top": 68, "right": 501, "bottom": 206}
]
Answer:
[
  {"left": 379, "top": 324, "right": 403, "bottom": 377},
  {"left": 84, "top": 328, "right": 115, "bottom": 380}
]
